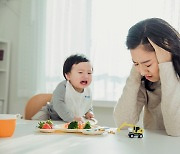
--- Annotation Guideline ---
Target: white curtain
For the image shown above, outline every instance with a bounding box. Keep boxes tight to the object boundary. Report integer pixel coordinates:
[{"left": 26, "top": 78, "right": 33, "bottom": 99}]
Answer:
[
  {"left": 90, "top": 0, "right": 180, "bottom": 101},
  {"left": 17, "top": 0, "right": 180, "bottom": 101},
  {"left": 45, "top": 0, "right": 180, "bottom": 101},
  {"left": 45, "top": 0, "right": 91, "bottom": 92},
  {"left": 17, "top": 0, "right": 47, "bottom": 97}
]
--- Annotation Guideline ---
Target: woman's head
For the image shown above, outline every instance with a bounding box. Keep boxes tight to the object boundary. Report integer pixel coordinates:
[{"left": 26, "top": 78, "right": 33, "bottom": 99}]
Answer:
[
  {"left": 126, "top": 18, "right": 180, "bottom": 90},
  {"left": 63, "top": 54, "right": 93, "bottom": 92}
]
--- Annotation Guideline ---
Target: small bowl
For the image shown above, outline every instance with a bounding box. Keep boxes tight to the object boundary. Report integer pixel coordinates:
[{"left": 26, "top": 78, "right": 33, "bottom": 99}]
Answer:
[{"left": 0, "top": 114, "right": 17, "bottom": 137}]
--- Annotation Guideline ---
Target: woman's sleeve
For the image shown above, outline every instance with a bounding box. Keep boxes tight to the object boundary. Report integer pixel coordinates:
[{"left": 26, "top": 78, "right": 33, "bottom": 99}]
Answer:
[
  {"left": 159, "top": 62, "right": 180, "bottom": 136},
  {"left": 113, "top": 66, "right": 145, "bottom": 128}
]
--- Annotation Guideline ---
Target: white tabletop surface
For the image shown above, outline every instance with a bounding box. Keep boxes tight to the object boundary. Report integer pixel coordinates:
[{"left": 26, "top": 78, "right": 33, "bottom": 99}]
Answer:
[{"left": 0, "top": 119, "right": 180, "bottom": 154}]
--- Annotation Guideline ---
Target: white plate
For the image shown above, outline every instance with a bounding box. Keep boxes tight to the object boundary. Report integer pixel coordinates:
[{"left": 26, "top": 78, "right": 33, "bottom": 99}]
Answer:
[
  {"left": 55, "top": 123, "right": 98, "bottom": 133},
  {"left": 39, "top": 129, "right": 55, "bottom": 133},
  {"left": 39, "top": 119, "right": 98, "bottom": 133},
  {"left": 81, "top": 129, "right": 105, "bottom": 135}
]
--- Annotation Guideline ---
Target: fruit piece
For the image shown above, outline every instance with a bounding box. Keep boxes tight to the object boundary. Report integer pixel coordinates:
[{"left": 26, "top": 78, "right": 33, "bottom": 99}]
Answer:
[
  {"left": 64, "top": 123, "right": 70, "bottom": 128},
  {"left": 42, "top": 123, "right": 52, "bottom": 129},
  {"left": 46, "top": 119, "right": 53, "bottom": 125},
  {"left": 46, "top": 120, "right": 53, "bottom": 128},
  {"left": 78, "top": 123, "right": 85, "bottom": 129},
  {"left": 37, "top": 120, "right": 54, "bottom": 129},
  {"left": 38, "top": 121, "right": 45, "bottom": 129}
]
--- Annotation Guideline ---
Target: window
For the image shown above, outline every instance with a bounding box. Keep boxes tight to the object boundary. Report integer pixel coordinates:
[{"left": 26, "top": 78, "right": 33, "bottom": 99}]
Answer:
[{"left": 44, "top": 0, "right": 180, "bottom": 102}]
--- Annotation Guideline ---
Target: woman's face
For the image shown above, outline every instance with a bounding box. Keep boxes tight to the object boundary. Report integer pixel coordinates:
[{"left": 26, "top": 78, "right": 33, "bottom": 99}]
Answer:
[{"left": 130, "top": 45, "right": 160, "bottom": 82}]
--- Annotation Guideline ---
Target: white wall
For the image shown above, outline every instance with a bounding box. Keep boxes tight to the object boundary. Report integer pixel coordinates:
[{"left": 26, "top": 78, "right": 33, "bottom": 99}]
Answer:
[
  {"left": 0, "top": 0, "right": 116, "bottom": 127},
  {"left": 0, "top": 0, "right": 27, "bottom": 115}
]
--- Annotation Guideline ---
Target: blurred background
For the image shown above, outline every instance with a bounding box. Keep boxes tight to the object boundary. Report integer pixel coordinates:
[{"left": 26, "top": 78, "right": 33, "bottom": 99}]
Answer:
[{"left": 0, "top": 0, "right": 179, "bottom": 127}]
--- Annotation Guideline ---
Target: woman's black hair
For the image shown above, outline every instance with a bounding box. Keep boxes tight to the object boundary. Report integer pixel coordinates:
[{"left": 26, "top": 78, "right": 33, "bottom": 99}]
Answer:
[
  {"left": 63, "top": 54, "right": 90, "bottom": 80},
  {"left": 126, "top": 18, "right": 180, "bottom": 91}
]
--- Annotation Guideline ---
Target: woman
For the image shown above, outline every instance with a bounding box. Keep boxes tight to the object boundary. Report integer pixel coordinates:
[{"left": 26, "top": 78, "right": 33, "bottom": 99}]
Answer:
[{"left": 113, "top": 18, "right": 180, "bottom": 136}]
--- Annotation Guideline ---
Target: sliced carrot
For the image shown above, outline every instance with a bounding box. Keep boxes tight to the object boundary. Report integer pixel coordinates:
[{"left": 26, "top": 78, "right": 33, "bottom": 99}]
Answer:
[{"left": 64, "top": 123, "right": 70, "bottom": 128}]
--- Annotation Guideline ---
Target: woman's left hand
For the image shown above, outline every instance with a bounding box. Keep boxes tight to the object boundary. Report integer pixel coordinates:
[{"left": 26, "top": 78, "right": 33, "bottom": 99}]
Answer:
[{"left": 148, "top": 38, "right": 172, "bottom": 63}]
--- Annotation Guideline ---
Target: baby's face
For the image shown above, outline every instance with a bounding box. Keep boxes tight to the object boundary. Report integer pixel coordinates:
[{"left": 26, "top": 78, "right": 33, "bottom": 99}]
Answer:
[{"left": 65, "top": 62, "right": 93, "bottom": 92}]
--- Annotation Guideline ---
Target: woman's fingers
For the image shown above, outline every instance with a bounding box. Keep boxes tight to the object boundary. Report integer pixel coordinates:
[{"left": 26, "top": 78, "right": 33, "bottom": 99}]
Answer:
[
  {"left": 148, "top": 38, "right": 159, "bottom": 50},
  {"left": 148, "top": 38, "right": 172, "bottom": 63}
]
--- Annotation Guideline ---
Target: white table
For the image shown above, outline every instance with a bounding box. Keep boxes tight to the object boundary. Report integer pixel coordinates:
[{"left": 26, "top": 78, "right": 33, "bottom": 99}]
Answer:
[{"left": 0, "top": 119, "right": 179, "bottom": 154}]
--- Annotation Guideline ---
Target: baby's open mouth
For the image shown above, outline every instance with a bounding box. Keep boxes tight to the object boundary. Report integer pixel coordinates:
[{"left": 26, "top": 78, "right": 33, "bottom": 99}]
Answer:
[{"left": 80, "top": 81, "right": 88, "bottom": 85}]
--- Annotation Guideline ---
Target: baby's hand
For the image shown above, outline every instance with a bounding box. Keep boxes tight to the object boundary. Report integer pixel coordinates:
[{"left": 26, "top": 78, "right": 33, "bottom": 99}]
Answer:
[{"left": 85, "top": 112, "right": 94, "bottom": 119}]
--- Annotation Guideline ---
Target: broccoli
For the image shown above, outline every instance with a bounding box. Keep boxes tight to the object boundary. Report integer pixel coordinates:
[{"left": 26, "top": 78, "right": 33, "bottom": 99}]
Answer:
[
  {"left": 68, "top": 121, "right": 78, "bottom": 129},
  {"left": 83, "top": 121, "right": 91, "bottom": 129}
]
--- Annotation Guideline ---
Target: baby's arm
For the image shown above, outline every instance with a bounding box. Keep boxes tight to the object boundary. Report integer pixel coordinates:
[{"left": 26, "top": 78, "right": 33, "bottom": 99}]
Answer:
[
  {"left": 113, "top": 66, "right": 145, "bottom": 127},
  {"left": 159, "top": 62, "right": 180, "bottom": 136},
  {"left": 52, "top": 82, "right": 93, "bottom": 122},
  {"left": 52, "top": 82, "right": 74, "bottom": 122}
]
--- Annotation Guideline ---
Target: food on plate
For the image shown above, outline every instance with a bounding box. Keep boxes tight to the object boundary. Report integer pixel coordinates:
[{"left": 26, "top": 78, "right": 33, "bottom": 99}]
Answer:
[
  {"left": 37, "top": 119, "right": 53, "bottom": 129},
  {"left": 64, "top": 121, "right": 92, "bottom": 129},
  {"left": 108, "top": 130, "right": 116, "bottom": 134},
  {"left": 68, "top": 121, "right": 78, "bottom": 129},
  {"left": 42, "top": 123, "right": 51, "bottom": 129},
  {"left": 83, "top": 121, "right": 91, "bottom": 129}
]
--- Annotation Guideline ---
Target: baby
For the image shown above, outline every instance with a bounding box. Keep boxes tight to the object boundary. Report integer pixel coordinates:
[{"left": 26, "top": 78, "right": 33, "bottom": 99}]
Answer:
[{"left": 32, "top": 54, "right": 94, "bottom": 122}]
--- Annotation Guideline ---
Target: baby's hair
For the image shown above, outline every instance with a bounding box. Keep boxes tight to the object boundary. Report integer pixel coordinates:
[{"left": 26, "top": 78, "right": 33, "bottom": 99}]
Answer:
[{"left": 63, "top": 54, "right": 90, "bottom": 80}]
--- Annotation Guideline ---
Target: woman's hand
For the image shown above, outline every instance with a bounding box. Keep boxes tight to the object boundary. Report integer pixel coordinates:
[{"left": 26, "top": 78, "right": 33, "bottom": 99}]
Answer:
[{"left": 148, "top": 38, "right": 172, "bottom": 63}]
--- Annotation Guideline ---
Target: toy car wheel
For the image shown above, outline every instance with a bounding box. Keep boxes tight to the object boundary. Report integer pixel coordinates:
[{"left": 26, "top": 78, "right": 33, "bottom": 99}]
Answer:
[
  {"left": 128, "top": 134, "right": 134, "bottom": 138},
  {"left": 138, "top": 134, "right": 143, "bottom": 138}
]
